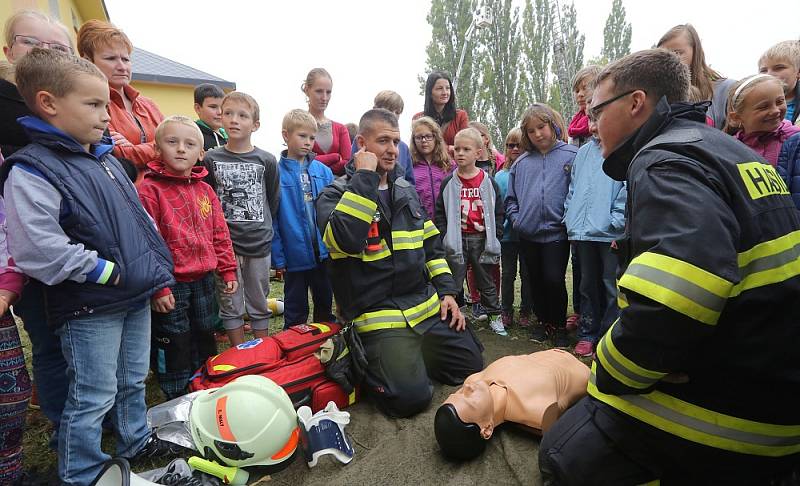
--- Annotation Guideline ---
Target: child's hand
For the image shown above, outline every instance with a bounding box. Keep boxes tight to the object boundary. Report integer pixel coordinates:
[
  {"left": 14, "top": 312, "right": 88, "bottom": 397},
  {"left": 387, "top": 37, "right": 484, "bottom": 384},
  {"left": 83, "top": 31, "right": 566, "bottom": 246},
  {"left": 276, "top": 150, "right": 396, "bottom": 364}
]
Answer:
[
  {"left": 151, "top": 293, "right": 175, "bottom": 313},
  {"left": 110, "top": 131, "right": 133, "bottom": 147},
  {"left": 223, "top": 280, "right": 238, "bottom": 294},
  {"left": 353, "top": 148, "right": 378, "bottom": 172},
  {"left": 0, "top": 290, "right": 16, "bottom": 315}
]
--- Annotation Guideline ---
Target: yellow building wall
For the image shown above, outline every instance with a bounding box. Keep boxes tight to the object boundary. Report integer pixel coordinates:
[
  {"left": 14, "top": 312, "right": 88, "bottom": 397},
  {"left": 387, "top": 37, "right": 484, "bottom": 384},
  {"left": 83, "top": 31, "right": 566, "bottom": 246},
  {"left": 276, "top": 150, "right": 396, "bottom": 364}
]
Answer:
[
  {"left": 0, "top": 0, "right": 107, "bottom": 46},
  {"left": 132, "top": 82, "right": 197, "bottom": 119}
]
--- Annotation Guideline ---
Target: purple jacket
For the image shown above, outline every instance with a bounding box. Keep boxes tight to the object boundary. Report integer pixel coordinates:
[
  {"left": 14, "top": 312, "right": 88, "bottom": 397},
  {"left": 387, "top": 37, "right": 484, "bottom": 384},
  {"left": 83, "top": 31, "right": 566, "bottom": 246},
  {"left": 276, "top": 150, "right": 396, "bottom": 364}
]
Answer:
[
  {"left": 413, "top": 159, "right": 455, "bottom": 219},
  {"left": 736, "top": 120, "right": 800, "bottom": 166}
]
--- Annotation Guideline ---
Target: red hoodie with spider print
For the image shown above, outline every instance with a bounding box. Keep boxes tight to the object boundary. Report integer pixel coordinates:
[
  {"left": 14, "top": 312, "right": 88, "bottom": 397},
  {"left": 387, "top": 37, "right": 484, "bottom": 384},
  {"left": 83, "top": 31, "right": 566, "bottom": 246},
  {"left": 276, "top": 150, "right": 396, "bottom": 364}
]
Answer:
[{"left": 138, "top": 160, "right": 237, "bottom": 298}]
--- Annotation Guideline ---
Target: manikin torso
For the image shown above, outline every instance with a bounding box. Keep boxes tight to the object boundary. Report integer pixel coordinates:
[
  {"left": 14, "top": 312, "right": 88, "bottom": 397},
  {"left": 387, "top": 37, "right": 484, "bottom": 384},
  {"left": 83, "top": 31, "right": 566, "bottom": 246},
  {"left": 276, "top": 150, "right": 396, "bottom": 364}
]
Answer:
[{"left": 446, "top": 349, "right": 590, "bottom": 435}]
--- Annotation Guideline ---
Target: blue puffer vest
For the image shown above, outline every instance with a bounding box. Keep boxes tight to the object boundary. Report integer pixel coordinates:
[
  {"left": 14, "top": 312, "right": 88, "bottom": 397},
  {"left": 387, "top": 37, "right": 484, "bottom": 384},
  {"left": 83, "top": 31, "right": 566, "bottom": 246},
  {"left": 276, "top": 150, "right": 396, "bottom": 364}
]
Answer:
[{"left": 0, "top": 117, "right": 174, "bottom": 327}]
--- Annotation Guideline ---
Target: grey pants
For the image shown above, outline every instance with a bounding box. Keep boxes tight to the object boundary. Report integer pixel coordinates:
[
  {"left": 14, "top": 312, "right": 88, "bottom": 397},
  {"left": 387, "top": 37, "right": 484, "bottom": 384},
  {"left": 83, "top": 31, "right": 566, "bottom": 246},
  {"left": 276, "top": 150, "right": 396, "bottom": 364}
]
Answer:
[
  {"left": 447, "top": 234, "right": 501, "bottom": 314},
  {"left": 217, "top": 253, "right": 272, "bottom": 331}
]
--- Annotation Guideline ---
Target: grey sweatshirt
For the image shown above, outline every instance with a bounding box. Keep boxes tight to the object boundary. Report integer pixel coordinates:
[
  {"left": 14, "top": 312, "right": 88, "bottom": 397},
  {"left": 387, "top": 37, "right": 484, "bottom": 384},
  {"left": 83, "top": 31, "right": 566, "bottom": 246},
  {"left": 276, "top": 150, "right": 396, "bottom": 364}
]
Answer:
[
  {"left": 709, "top": 78, "right": 738, "bottom": 130},
  {"left": 204, "top": 147, "right": 280, "bottom": 257}
]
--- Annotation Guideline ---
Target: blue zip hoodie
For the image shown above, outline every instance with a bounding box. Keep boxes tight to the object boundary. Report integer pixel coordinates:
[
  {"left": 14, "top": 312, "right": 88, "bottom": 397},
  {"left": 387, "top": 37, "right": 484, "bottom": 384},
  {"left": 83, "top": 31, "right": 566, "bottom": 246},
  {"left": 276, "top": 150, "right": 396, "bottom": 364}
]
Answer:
[
  {"left": 271, "top": 151, "right": 334, "bottom": 271},
  {"left": 505, "top": 141, "right": 577, "bottom": 242},
  {"left": 563, "top": 138, "right": 627, "bottom": 242}
]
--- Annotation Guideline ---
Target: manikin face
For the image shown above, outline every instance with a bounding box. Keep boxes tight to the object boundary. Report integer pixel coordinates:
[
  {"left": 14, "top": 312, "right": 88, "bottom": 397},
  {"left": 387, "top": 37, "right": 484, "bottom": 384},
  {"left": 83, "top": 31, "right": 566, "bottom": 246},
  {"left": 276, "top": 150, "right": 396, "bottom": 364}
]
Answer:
[{"left": 444, "top": 380, "right": 495, "bottom": 439}]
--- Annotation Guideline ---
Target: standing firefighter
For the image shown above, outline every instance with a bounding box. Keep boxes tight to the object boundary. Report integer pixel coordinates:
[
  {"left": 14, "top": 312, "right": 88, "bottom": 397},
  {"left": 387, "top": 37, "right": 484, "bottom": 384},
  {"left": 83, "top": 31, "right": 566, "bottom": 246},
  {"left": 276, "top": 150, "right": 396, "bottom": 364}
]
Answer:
[
  {"left": 316, "top": 109, "right": 483, "bottom": 418},
  {"left": 539, "top": 49, "right": 800, "bottom": 484}
]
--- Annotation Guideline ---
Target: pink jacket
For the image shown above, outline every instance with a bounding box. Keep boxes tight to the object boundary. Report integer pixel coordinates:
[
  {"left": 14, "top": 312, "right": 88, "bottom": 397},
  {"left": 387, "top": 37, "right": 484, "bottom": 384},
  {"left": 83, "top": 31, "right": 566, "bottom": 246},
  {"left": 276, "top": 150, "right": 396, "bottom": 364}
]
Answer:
[
  {"left": 413, "top": 159, "right": 455, "bottom": 219},
  {"left": 0, "top": 194, "right": 25, "bottom": 297},
  {"left": 736, "top": 120, "right": 800, "bottom": 166}
]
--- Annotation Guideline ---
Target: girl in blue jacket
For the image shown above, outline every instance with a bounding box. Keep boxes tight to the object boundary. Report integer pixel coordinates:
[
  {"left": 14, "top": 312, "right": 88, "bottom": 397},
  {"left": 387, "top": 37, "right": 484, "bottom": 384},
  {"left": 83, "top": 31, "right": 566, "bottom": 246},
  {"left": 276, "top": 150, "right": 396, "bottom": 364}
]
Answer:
[
  {"left": 272, "top": 110, "right": 335, "bottom": 327},
  {"left": 505, "top": 104, "right": 577, "bottom": 347}
]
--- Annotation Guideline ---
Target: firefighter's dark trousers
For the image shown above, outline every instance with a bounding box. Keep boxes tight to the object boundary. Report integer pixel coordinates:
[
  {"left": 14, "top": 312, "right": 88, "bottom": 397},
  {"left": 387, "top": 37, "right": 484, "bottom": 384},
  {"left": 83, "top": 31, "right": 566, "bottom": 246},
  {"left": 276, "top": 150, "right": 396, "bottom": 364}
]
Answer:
[
  {"left": 539, "top": 396, "right": 799, "bottom": 486},
  {"left": 360, "top": 318, "right": 484, "bottom": 418}
]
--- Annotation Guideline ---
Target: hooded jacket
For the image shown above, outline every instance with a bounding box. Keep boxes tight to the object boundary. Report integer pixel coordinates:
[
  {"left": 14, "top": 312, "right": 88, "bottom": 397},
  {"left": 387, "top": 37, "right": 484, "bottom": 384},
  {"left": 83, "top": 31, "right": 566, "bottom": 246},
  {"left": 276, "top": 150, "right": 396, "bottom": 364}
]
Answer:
[
  {"left": 138, "top": 161, "right": 237, "bottom": 298},
  {"left": 735, "top": 119, "right": 800, "bottom": 166},
  {"left": 563, "top": 138, "right": 627, "bottom": 243},
  {"left": 505, "top": 141, "right": 578, "bottom": 242},
  {"left": 196, "top": 120, "right": 228, "bottom": 151},
  {"left": 413, "top": 159, "right": 455, "bottom": 219},
  {"left": 316, "top": 160, "right": 457, "bottom": 332},
  {"left": 272, "top": 152, "right": 334, "bottom": 272},
  {"left": 777, "top": 132, "right": 800, "bottom": 208},
  {"left": 591, "top": 97, "right": 800, "bottom": 457},
  {"left": 0, "top": 116, "right": 174, "bottom": 327}
]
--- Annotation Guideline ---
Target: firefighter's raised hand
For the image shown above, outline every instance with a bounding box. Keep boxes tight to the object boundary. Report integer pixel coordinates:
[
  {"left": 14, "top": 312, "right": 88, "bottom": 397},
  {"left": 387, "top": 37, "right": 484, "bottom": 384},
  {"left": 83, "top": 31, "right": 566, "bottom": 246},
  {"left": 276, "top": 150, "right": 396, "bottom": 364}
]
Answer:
[
  {"left": 354, "top": 147, "right": 378, "bottom": 172},
  {"left": 440, "top": 295, "right": 466, "bottom": 331}
]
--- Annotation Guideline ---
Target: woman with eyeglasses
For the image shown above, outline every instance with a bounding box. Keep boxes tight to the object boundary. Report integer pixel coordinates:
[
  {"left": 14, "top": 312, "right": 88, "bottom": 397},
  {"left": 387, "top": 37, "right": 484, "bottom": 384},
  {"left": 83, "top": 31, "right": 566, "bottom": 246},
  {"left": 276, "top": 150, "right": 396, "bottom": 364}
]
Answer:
[
  {"left": 1, "top": 10, "right": 73, "bottom": 156},
  {"left": 410, "top": 116, "right": 455, "bottom": 219},
  {"left": 78, "top": 19, "right": 165, "bottom": 183}
]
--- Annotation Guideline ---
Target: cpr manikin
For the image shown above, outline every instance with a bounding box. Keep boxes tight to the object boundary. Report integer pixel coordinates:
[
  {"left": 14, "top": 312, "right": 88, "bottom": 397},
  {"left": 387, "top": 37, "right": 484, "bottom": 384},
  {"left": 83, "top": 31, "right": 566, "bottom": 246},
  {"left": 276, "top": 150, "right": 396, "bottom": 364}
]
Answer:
[{"left": 434, "top": 349, "right": 590, "bottom": 460}]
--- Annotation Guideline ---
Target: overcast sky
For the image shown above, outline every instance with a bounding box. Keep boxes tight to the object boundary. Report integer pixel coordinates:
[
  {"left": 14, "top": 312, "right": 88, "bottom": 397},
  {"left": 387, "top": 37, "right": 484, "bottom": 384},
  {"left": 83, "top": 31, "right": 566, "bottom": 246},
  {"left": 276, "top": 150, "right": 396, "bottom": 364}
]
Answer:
[{"left": 105, "top": 0, "right": 799, "bottom": 153}]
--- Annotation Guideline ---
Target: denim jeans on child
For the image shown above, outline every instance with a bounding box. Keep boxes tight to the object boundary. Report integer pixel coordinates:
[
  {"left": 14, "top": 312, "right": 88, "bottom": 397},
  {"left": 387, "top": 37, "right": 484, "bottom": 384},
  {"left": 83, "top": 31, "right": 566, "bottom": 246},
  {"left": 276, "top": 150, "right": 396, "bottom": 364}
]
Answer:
[
  {"left": 152, "top": 273, "right": 217, "bottom": 399},
  {"left": 56, "top": 300, "right": 151, "bottom": 486},
  {"left": 282, "top": 263, "right": 334, "bottom": 328},
  {"left": 447, "top": 234, "right": 501, "bottom": 315},
  {"left": 575, "top": 241, "right": 618, "bottom": 343},
  {"left": 14, "top": 279, "right": 66, "bottom": 432}
]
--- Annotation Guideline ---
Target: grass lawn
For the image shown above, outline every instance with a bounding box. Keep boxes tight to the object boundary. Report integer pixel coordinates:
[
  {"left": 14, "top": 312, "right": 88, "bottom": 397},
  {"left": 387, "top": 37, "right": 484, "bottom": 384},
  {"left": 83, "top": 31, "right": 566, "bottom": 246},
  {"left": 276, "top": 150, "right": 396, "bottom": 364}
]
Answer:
[{"left": 18, "top": 262, "right": 576, "bottom": 481}]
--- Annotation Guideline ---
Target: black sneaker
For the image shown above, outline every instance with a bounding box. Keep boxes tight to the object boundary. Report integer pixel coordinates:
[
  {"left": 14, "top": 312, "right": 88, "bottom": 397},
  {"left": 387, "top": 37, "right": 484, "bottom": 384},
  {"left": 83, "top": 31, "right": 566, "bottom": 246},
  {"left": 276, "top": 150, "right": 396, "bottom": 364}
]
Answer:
[
  {"left": 529, "top": 324, "right": 547, "bottom": 343},
  {"left": 132, "top": 432, "right": 187, "bottom": 463},
  {"left": 554, "top": 327, "right": 571, "bottom": 349}
]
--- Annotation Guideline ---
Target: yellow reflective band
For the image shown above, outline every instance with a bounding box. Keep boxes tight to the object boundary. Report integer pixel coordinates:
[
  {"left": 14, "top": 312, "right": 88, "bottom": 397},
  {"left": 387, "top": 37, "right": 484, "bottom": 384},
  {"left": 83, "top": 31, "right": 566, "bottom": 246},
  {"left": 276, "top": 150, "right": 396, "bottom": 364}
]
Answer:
[
  {"left": 337, "top": 346, "right": 350, "bottom": 360},
  {"left": 588, "top": 364, "right": 800, "bottom": 457},
  {"left": 596, "top": 321, "right": 666, "bottom": 389},
  {"left": 737, "top": 162, "right": 789, "bottom": 200},
  {"left": 353, "top": 308, "right": 406, "bottom": 333},
  {"left": 392, "top": 229, "right": 424, "bottom": 250},
  {"left": 310, "top": 323, "right": 331, "bottom": 333},
  {"left": 335, "top": 191, "right": 377, "bottom": 223},
  {"left": 618, "top": 291, "right": 629, "bottom": 309},
  {"left": 212, "top": 365, "right": 236, "bottom": 372},
  {"left": 619, "top": 252, "right": 732, "bottom": 325},
  {"left": 348, "top": 390, "right": 356, "bottom": 405},
  {"left": 732, "top": 230, "right": 800, "bottom": 297},
  {"left": 362, "top": 239, "right": 391, "bottom": 261},
  {"left": 426, "top": 258, "right": 452, "bottom": 278},
  {"left": 423, "top": 220, "right": 440, "bottom": 240},
  {"left": 638, "top": 481, "right": 660, "bottom": 486},
  {"left": 403, "top": 293, "right": 441, "bottom": 327}
]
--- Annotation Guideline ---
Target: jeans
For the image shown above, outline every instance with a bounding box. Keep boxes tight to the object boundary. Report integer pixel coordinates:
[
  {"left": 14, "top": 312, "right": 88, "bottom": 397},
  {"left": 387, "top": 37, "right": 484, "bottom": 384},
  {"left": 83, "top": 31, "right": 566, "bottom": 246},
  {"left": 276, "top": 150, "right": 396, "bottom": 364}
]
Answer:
[
  {"left": 520, "top": 239, "right": 570, "bottom": 327},
  {"left": 283, "top": 263, "right": 334, "bottom": 328},
  {"left": 13, "top": 280, "right": 67, "bottom": 431},
  {"left": 56, "top": 301, "right": 151, "bottom": 486},
  {"left": 575, "top": 241, "right": 619, "bottom": 343},
  {"left": 446, "top": 234, "right": 501, "bottom": 315},
  {"left": 499, "top": 241, "right": 533, "bottom": 315},
  {"left": 570, "top": 242, "right": 582, "bottom": 314}
]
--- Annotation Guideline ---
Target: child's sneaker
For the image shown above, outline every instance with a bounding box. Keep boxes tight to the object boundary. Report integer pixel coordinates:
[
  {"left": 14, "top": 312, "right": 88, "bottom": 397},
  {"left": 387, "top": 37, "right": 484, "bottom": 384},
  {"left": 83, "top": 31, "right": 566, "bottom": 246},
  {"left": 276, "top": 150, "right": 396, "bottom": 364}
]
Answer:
[
  {"left": 472, "top": 303, "right": 488, "bottom": 322},
  {"left": 501, "top": 311, "right": 513, "bottom": 327},
  {"left": 518, "top": 311, "right": 532, "bottom": 328},
  {"left": 554, "top": 328, "right": 571, "bottom": 349},
  {"left": 574, "top": 340, "right": 594, "bottom": 357},
  {"left": 565, "top": 313, "right": 580, "bottom": 332},
  {"left": 489, "top": 315, "right": 508, "bottom": 336},
  {"left": 529, "top": 324, "right": 547, "bottom": 343}
]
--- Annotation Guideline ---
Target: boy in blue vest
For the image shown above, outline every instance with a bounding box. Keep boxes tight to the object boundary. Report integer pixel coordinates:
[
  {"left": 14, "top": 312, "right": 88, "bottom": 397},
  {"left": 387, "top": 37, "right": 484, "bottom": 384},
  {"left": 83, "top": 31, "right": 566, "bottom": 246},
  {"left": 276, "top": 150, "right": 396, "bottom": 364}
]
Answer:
[
  {"left": 272, "top": 109, "right": 335, "bottom": 327},
  {"left": 0, "top": 48, "right": 179, "bottom": 485}
]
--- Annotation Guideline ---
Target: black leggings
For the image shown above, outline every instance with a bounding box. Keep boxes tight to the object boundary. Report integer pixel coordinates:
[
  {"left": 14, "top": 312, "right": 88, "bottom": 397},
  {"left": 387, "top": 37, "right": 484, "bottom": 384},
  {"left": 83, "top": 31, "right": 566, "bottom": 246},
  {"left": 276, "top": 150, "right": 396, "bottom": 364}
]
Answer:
[{"left": 519, "top": 239, "right": 569, "bottom": 327}]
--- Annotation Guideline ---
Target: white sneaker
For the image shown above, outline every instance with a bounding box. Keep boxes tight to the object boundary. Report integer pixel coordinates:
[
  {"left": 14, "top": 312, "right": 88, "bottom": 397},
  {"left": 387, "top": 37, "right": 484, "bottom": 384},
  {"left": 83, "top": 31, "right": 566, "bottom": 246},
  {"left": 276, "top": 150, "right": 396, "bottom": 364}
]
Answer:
[{"left": 489, "top": 315, "right": 508, "bottom": 336}]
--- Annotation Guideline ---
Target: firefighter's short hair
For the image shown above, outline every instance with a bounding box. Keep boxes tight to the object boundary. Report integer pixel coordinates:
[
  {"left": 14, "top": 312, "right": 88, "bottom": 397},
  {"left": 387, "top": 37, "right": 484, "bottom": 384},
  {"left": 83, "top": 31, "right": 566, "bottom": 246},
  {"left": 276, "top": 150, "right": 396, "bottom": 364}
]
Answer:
[{"left": 594, "top": 49, "right": 690, "bottom": 105}]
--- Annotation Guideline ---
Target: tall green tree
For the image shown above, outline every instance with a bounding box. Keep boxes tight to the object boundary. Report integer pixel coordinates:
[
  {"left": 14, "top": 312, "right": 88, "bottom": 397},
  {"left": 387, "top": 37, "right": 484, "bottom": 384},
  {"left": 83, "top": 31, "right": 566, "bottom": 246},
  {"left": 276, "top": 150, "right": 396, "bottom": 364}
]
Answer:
[
  {"left": 478, "top": 0, "right": 526, "bottom": 144},
  {"left": 550, "top": 1, "right": 585, "bottom": 117},
  {"left": 421, "top": 0, "right": 487, "bottom": 121},
  {"left": 601, "top": 0, "right": 632, "bottom": 62},
  {"left": 519, "top": 0, "right": 551, "bottom": 107}
]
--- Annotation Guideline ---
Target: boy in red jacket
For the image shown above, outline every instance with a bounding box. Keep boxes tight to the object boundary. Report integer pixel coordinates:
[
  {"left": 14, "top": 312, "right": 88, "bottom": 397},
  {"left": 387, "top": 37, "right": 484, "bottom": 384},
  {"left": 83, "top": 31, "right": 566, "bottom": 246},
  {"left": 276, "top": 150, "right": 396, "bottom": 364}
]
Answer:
[{"left": 138, "top": 115, "right": 238, "bottom": 398}]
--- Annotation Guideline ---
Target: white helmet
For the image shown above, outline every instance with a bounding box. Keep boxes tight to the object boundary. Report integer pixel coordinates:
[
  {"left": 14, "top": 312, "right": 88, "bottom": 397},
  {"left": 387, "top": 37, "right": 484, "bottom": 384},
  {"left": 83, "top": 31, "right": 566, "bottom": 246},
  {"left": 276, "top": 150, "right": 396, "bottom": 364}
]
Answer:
[{"left": 189, "top": 375, "right": 298, "bottom": 467}]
